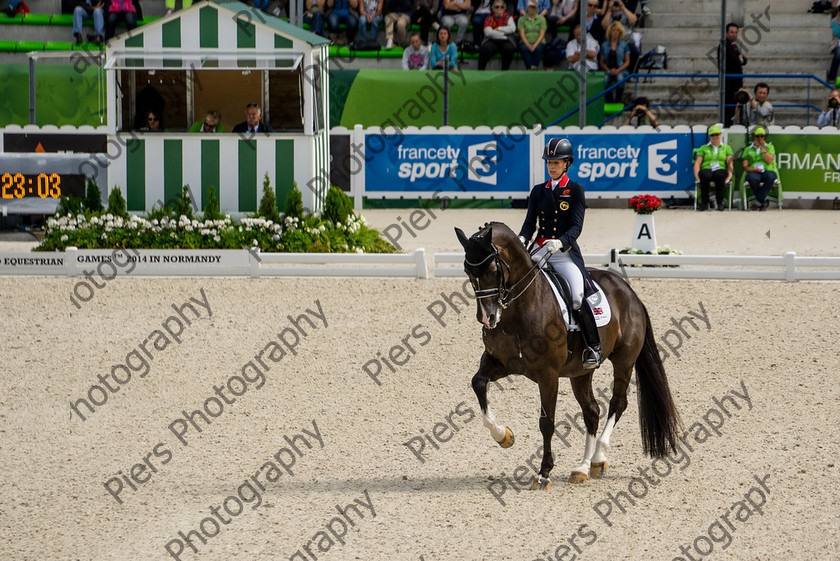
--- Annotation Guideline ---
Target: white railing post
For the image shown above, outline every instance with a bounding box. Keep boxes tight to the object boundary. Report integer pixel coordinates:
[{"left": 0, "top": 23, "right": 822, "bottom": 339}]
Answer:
[
  {"left": 414, "top": 248, "right": 428, "bottom": 279},
  {"left": 785, "top": 251, "right": 797, "bottom": 282},
  {"left": 65, "top": 246, "right": 78, "bottom": 276},
  {"left": 249, "top": 248, "right": 261, "bottom": 278}
]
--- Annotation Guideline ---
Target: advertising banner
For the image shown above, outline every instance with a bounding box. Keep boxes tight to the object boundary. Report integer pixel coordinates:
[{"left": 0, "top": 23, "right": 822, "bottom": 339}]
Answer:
[
  {"left": 771, "top": 133, "right": 840, "bottom": 193},
  {"left": 365, "top": 133, "right": 530, "bottom": 194},
  {"left": 544, "top": 133, "right": 696, "bottom": 193}
]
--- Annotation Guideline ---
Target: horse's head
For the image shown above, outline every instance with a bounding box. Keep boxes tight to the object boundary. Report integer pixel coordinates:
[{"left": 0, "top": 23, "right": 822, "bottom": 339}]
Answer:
[{"left": 455, "top": 222, "right": 531, "bottom": 329}]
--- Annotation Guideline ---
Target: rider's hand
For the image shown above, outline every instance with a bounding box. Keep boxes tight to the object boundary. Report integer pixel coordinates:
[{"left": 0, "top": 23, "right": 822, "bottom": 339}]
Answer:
[
  {"left": 544, "top": 239, "right": 563, "bottom": 253},
  {"left": 518, "top": 235, "right": 527, "bottom": 246}
]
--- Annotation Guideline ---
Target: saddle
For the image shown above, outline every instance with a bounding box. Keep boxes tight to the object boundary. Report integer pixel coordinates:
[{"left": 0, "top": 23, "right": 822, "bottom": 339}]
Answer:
[{"left": 540, "top": 265, "right": 612, "bottom": 331}]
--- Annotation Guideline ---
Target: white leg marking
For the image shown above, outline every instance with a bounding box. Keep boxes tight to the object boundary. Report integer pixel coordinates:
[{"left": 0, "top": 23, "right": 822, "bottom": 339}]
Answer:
[
  {"left": 592, "top": 414, "right": 617, "bottom": 464},
  {"left": 572, "top": 432, "right": 597, "bottom": 475},
  {"left": 483, "top": 406, "right": 507, "bottom": 443}
]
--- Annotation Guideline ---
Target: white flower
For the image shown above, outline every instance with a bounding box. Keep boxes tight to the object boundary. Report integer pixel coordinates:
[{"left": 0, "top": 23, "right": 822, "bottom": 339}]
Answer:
[
  {"left": 252, "top": 239, "right": 258, "bottom": 246},
  {"left": 60, "top": 234, "right": 69, "bottom": 242},
  {"left": 213, "top": 235, "right": 221, "bottom": 242},
  {"left": 170, "top": 231, "right": 177, "bottom": 238}
]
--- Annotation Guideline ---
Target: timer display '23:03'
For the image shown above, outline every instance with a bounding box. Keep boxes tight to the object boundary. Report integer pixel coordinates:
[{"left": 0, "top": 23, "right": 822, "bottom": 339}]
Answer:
[{"left": 2, "top": 172, "right": 65, "bottom": 199}]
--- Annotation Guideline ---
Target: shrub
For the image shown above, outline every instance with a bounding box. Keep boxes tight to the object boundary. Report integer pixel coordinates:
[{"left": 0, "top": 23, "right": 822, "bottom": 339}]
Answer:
[
  {"left": 84, "top": 179, "right": 104, "bottom": 213},
  {"left": 175, "top": 185, "right": 195, "bottom": 220},
  {"left": 107, "top": 188, "right": 129, "bottom": 218},
  {"left": 203, "top": 186, "right": 223, "bottom": 221},
  {"left": 256, "top": 173, "right": 281, "bottom": 223},
  {"left": 56, "top": 195, "right": 83, "bottom": 216},
  {"left": 323, "top": 185, "right": 353, "bottom": 225},
  {"left": 284, "top": 182, "right": 304, "bottom": 219}
]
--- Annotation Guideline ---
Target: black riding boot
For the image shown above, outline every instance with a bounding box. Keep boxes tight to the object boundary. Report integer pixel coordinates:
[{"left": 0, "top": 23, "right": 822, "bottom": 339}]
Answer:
[{"left": 577, "top": 299, "right": 602, "bottom": 369}]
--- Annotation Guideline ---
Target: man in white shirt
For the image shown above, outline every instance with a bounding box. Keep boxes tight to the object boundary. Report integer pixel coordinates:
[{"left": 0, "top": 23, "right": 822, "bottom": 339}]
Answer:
[{"left": 565, "top": 23, "right": 597, "bottom": 71}]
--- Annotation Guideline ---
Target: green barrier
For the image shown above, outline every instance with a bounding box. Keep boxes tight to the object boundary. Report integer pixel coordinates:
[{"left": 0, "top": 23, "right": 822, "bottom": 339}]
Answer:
[
  {"left": 22, "top": 13, "right": 52, "bottom": 25},
  {"left": 0, "top": 40, "right": 17, "bottom": 52},
  {"left": 45, "top": 41, "right": 75, "bottom": 51},
  {"left": 16, "top": 40, "right": 45, "bottom": 51},
  {"left": 50, "top": 14, "right": 74, "bottom": 25},
  {"left": 604, "top": 103, "right": 624, "bottom": 115}
]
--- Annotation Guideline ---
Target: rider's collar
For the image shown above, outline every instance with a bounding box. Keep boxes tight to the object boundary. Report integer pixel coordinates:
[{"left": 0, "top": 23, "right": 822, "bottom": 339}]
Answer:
[{"left": 548, "top": 174, "right": 570, "bottom": 189}]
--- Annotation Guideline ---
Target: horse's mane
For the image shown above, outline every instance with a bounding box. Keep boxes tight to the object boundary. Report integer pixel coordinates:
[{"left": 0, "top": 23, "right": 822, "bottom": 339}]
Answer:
[{"left": 473, "top": 221, "right": 530, "bottom": 265}]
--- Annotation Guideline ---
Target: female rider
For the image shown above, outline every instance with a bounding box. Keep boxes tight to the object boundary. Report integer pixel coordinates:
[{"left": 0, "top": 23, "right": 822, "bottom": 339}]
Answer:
[{"left": 519, "top": 138, "right": 601, "bottom": 369}]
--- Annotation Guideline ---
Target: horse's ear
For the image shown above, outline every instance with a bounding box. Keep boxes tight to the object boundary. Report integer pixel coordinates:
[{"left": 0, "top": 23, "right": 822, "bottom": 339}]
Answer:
[{"left": 455, "top": 227, "right": 470, "bottom": 250}]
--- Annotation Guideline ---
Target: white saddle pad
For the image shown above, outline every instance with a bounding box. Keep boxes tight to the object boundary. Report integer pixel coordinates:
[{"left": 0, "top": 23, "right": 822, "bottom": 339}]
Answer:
[{"left": 542, "top": 271, "right": 612, "bottom": 331}]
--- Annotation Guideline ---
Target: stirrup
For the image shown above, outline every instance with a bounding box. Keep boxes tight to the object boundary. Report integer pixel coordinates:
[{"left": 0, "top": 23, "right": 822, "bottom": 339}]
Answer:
[{"left": 582, "top": 346, "right": 602, "bottom": 369}]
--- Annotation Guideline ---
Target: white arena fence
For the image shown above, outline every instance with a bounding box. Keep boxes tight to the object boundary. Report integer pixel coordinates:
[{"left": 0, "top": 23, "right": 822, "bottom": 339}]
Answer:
[{"left": 434, "top": 250, "right": 840, "bottom": 282}]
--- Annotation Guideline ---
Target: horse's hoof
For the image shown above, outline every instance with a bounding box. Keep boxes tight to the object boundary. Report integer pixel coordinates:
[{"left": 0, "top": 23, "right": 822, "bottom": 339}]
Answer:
[
  {"left": 590, "top": 461, "right": 608, "bottom": 479},
  {"left": 530, "top": 476, "right": 552, "bottom": 490},
  {"left": 568, "top": 471, "right": 588, "bottom": 484},
  {"left": 497, "top": 427, "right": 515, "bottom": 448}
]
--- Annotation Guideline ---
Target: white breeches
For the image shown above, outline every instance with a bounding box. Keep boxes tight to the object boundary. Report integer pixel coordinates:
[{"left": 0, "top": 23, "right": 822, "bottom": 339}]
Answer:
[{"left": 534, "top": 245, "right": 584, "bottom": 309}]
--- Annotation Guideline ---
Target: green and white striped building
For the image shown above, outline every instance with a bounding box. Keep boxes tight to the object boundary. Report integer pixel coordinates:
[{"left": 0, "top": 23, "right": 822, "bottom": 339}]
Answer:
[{"left": 103, "top": 0, "right": 330, "bottom": 214}]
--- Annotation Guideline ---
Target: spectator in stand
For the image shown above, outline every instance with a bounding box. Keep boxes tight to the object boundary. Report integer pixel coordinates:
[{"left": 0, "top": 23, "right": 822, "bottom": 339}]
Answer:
[
  {"left": 471, "top": 0, "right": 493, "bottom": 48},
  {"left": 693, "top": 124, "right": 733, "bottom": 211},
  {"left": 599, "top": 21, "right": 630, "bottom": 103},
  {"left": 546, "top": 0, "right": 577, "bottom": 39},
  {"left": 741, "top": 126, "right": 777, "bottom": 211},
  {"left": 73, "top": 0, "right": 105, "bottom": 45},
  {"left": 518, "top": 0, "right": 547, "bottom": 70},
  {"left": 189, "top": 110, "right": 224, "bottom": 133},
  {"left": 3, "top": 0, "right": 21, "bottom": 16},
  {"left": 516, "top": 0, "right": 548, "bottom": 18},
  {"left": 722, "top": 22, "right": 747, "bottom": 126},
  {"left": 733, "top": 82, "right": 774, "bottom": 127},
  {"left": 623, "top": 96, "right": 658, "bottom": 127},
  {"left": 139, "top": 110, "right": 162, "bottom": 132},
  {"left": 402, "top": 32, "right": 430, "bottom": 68},
  {"left": 411, "top": 0, "right": 439, "bottom": 44},
  {"left": 430, "top": 25, "right": 458, "bottom": 68},
  {"left": 164, "top": 0, "right": 190, "bottom": 16},
  {"left": 817, "top": 89, "right": 840, "bottom": 127},
  {"left": 358, "top": 0, "right": 384, "bottom": 45},
  {"left": 601, "top": 0, "right": 635, "bottom": 31},
  {"left": 232, "top": 104, "right": 274, "bottom": 134},
  {"left": 581, "top": 0, "right": 605, "bottom": 45},
  {"left": 105, "top": 0, "right": 138, "bottom": 40},
  {"left": 384, "top": 0, "right": 412, "bottom": 48},
  {"left": 304, "top": 0, "right": 328, "bottom": 38},
  {"left": 327, "top": 0, "right": 359, "bottom": 45},
  {"left": 828, "top": 8, "right": 840, "bottom": 85},
  {"left": 479, "top": 0, "right": 516, "bottom": 69},
  {"left": 566, "top": 22, "right": 597, "bottom": 71},
  {"left": 440, "top": 0, "right": 472, "bottom": 46}
]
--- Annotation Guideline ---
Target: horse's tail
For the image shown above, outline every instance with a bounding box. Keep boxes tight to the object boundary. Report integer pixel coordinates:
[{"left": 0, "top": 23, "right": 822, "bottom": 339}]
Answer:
[{"left": 635, "top": 305, "right": 683, "bottom": 457}]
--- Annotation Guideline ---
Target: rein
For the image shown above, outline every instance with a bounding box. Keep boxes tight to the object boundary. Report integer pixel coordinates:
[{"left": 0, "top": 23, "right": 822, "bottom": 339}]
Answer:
[{"left": 470, "top": 244, "right": 547, "bottom": 309}]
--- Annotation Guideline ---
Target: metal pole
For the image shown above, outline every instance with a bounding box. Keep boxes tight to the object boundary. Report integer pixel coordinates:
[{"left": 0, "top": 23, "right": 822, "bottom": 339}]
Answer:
[
  {"left": 578, "top": 29, "right": 587, "bottom": 127},
  {"left": 718, "top": 0, "right": 726, "bottom": 124},
  {"left": 28, "top": 56, "right": 36, "bottom": 125},
  {"left": 443, "top": 55, "right": 449, "bottom": 126}
]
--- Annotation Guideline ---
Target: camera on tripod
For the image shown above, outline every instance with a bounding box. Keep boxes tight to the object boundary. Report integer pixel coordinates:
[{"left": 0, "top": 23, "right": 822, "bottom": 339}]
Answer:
[
  {"left": 634, "top": 108, "right": 645, "bottom": 118},
  {"left": 735, "top": 90, "right": 751, "bottom": 105}
]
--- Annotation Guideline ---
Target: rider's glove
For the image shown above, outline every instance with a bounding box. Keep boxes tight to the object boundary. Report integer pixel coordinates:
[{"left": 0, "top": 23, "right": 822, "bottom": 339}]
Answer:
[
  {"left": 544, "top": 239, "right": 563, "bottom": 254},
  {"left": 518, "top": 235, "right": 527, "bottom": 246}
]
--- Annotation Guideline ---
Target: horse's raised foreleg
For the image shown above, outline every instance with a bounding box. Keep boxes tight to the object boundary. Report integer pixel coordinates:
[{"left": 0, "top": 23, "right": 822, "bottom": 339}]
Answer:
[
  {"left": 531, "top": 375, "right": 559, "bottom": 490},
  {"left": 471, "top": 352, "right": 515, "bottom": 448},
  {"left": 591, "top": 365, "right": 633, "bottom": 478},
  {"left": 568, "top": 373, "right": 601, "bottom": 483}
]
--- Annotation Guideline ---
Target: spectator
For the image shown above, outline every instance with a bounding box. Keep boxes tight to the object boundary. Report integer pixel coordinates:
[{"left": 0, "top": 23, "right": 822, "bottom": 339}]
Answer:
[
  {"left": 411, "top": 0, "right": 439, "bottom": 44},
  {"left": 164, "top": 0, "right": 190, "bottom": 16},
  {"left": 3, "top": 0, "right": 21, "bottom": 16},
  {"left": 105, "top": 0, "right": 138, "bottom": 40},
  {"left": 384, "top": 0, "right": 412, "bottom": 48},
  {"left": 139, "top": 110, "right": 162, "bottom": 132},
  {"left": 402, "top": 32, "right": 430, "bottom": 68},
  {"left": 327, "top": 0, "right": 359, "bottom": 45},
  {"left": 478, "top": 0, "right": 516, "bottom": 69},
  {"left": 817, "top": 89, "right": 840, "bottom": 127},
  {"left": 623, "top": 96, "right": 658, "bottom": 127},
  {"left": 546, "top": 0, "right": 577, "bottom": 39},
  {"left": 734, "top": 82, "right": 774, "bottom": 127},
  {"left": 516, "top": 0, "right": 548, "bottom": 18},
  {"left": 693, "top": 124, "right": 733, "bottom": 211},
  {"left": 189, "top": 110, "right": 224, "bottom": 133},
  {"left": 565, "top": 22, "right": 597, "bottom": 71},
  {"left": 430, "top": 25, "right": 458, "bottom": 68},
  {"left": 828, "top": 8, "right": 840, "bottom": 85},
  {"left": 518, "top": 0, "right": 547, "bottom": 70},
  {"left": 722, "top": 22, "right": 747, "bottom": 126},
  {"left": 581, "top": 0, "right": 605, "bottom": 45},
  {"left": 358, "top": 0, "right": 384, "bottom": 45},
  {"left": 73, "top": 0, "right": 105, "bottom": 45},
  {"left": 599, "top": 21, "right": 630, "bottom": 103},
  {"left": 601, "top": 0, "right": 635, "bottom": 31},
  {"left": 440, "top": 0, "right": 471, "bottom": 46},
  {"left": 741, "top": 126, "right": 777, "bottom": 211},
  {"left": 304, "top": 0, "right": 328, "bottom": 38},
  {"left": 471, "top": 0, "right": 493, "bottom": 49},
  {"left": 232, "top": 104, "right": 274, "bottom": 134}
]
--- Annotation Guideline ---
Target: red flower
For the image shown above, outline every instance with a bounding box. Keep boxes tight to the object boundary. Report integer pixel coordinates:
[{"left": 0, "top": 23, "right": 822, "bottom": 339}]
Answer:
[{"left": 629, "top": 194, "right": 662, "bottom": 214}]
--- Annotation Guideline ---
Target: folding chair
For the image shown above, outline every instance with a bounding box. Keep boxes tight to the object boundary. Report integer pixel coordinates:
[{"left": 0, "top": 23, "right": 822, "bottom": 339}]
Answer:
[
  {"left": 694, "top": 178, "right": 733, "bottom": 210},
  {"left": 741, "top": 174, "right": 783, "bottom": 210}
]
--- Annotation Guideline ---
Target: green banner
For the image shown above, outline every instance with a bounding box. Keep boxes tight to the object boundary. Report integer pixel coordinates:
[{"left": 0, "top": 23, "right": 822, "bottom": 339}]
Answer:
[
  {"left": 332, "top": 69, "right": 604, "bottom": 128},
  {"left": 772, "top": 133, "right": 840, "bottom": 193}
]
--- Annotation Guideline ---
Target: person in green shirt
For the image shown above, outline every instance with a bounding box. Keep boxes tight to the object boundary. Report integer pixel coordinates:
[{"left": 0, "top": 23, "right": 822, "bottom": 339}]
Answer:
[
  {"left": 518, "top": 0, "right": 547, "bottom": 70},
  {"left": 741, "top": 125, "right": 777, "bottom": 211},
  {"left": 189, "top": 110, "right": 224, "bottom": 133},
  {"left": 693, "top": 124, "right": 733, "bottom": 211}
]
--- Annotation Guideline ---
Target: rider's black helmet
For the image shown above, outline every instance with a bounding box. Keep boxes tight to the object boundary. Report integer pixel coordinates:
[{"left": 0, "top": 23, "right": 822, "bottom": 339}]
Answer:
[{"left": 542, "top": 138, "right": 574, "bottom": 164}]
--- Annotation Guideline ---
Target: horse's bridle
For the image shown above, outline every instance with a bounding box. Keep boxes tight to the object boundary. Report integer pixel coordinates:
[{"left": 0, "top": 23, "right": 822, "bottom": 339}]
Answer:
[{"left": 466, "top": 243, "right": 545, "bottom": 309}]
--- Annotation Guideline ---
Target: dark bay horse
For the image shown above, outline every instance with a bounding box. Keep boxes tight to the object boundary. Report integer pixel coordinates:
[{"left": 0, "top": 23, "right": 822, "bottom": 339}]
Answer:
[{"left": 456, "top": 222, "right": 682, "bottom": 489}]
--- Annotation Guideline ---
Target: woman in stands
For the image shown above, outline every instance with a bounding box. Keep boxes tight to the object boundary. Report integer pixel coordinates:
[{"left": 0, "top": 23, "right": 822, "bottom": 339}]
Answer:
[
  {"left": 429, "top": 25, "right": 459, "bottom": 68},
  {"left": 598, "top": 20, "right": 630, "bottom": 103}
]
